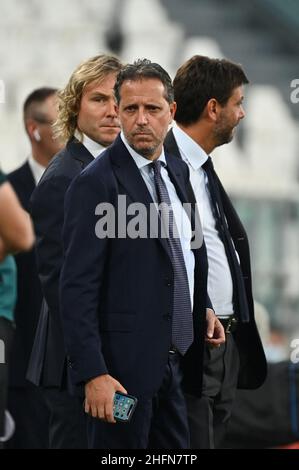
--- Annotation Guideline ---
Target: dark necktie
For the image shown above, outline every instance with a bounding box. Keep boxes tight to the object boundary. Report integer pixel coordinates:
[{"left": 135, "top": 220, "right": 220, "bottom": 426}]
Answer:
[
  {"left": 151, "top": 160, "right": 194, "bottom": 354},
  {"left": 202, "top": 157, "right": 249, "bottom": 322}
]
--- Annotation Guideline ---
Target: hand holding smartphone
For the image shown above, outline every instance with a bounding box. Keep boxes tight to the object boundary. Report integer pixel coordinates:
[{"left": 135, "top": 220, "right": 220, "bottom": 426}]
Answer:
[{"left": 113, "top": 391, "right": 138, "bottom": 422}]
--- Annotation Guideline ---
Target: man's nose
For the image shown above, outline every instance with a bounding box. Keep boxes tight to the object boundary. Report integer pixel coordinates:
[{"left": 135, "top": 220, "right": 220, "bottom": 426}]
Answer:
[
  {"left": 106, "top": 99, "right": 118, "bottom": 117},
  {"left": 239, "top": 106, "right": 245, "bottom": 120},
  {"left": 136, "top": 109, "right": 148, "bottom": 126}
]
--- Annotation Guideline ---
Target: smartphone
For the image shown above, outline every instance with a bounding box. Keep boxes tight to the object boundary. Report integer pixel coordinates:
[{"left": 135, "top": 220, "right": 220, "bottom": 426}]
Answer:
[{"left": 113, "top": 391, "right": 138, "bottom": 423}]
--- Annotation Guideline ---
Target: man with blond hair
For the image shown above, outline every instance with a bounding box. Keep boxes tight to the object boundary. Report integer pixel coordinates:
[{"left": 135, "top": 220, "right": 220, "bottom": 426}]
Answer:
[{"left": 27, "top": 54, "right": 123, "bottom": 449}]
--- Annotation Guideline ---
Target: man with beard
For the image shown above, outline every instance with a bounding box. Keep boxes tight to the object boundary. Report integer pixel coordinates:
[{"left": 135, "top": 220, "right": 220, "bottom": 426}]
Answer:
[
  {"left": 27, "top": 55, "right": 123, "bottom": 448},
  {"left": 60, "top": 59, "right": 225, "bottom": 449},
  {"left": 164, "top": 55, "right": 267, "bottom": 449}
]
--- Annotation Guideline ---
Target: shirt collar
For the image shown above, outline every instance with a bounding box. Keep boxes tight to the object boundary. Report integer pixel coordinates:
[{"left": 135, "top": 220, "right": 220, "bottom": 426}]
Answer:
[
  {"left": 120, "top": 132, "right": 166, "bottom": 170},
  {"left": 75, "top": 131, "right": 106, "bottom": 158},
  {"left": 172, "top": 122, "right": 208, "bottom": 170},
  {"left": 28, "top": 155, "right": 46, "bottom": 185}
]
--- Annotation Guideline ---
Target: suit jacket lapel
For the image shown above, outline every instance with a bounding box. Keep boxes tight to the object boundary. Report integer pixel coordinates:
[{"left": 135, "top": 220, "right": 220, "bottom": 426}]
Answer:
[
  {"left": 164, "top": 129, "right": 182, "bottom": 160},
  {"left": 166, "top": 151, "right": 201, "bottom": 245},
  {"left": 212, "top": 168, "right": 247, "bottom": 240},
  {"left": 165, "top": 129, "right": 197, "bottom": 206},
  {"left": 110, "top": 136, "right": 172, "bottom": 261},
  {"left": 110, "top": 136, "right": 154, "bottom": 206},
  {"left": 67, "top": 137, "right": 94, "bottom": 167},
  {"left": 165, "top": 151, "right": 189, "bottom": 205}
]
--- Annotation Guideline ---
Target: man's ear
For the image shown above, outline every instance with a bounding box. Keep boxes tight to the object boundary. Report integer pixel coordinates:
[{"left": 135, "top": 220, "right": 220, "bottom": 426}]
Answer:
[
  {"left": 206, "top": 98, "right": 219, "bottom": 122},
  {"left": 26, "top": 119, "right": 40, "bottom": 142}
]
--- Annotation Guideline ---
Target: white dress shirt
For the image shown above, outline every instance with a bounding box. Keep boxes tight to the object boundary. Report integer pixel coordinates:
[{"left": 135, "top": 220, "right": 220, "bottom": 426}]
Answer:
[
  {"left": 121, "top": 132, "right": 195, "bottom": 307},
  {"left": 172, "top": 124, "right": 234, "bottom": 317},
  {"left": 28, "top": 155, "right": 46, "bottom": 185},
  {"left": 81, "top": 133, "right": 107, "bottom": 158}
]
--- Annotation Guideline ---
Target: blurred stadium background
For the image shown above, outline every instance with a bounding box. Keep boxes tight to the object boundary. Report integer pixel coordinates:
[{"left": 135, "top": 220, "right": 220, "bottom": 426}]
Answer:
[{"left": 0, "top": 0, "right": 299, "bottom": 350}]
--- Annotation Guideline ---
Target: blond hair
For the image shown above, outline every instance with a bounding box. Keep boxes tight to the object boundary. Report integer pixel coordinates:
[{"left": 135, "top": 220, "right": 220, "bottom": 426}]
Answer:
[{"left": 54, "top": 55, "right": 123, "bottom": 141}]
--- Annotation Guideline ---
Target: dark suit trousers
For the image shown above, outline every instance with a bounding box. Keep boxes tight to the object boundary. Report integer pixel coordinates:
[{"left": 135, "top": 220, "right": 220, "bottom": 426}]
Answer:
[
  {"left": 41, "top": 387, "right": 87, "bottom": 449},
  {"left": 185, "top": 333, "right": 240, "bottom": 449},
  {"left": 87, "top": 352, "right": 190, "bottom": 449},
  {"left": 7, "top": 384, "right": 49, "bottom": 449}
]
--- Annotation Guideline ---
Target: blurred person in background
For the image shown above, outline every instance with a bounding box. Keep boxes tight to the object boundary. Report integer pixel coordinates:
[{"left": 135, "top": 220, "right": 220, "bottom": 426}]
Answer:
[
  {"left": 0, "top": 172, "right": 34, "bottom": 259},
  {"left": 0, "top": 170, "right": 34, "bottom": 448},
  {"left": 164, "top": 55, "right": 267, "bottom": 448},
  {"left": 6, "top": 87, "right": 63, "bottom": 449},
  {"left": 263, "top": 321, "right": 289, "bottom": 364},
  {"left": 26, "top": 54, "right": 123, "bottom": 449}
]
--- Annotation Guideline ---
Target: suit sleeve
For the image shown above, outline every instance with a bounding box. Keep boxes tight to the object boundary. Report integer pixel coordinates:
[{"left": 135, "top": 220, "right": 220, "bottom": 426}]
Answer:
[
  {"left": 206, "top": 294, "right": 213, "bottom": 310},
  {"left": 60, "top": 172, "right": 110, "bottom": 385},
  {"left": 30, "top": 176, "right": 71, "bottom": 321}
]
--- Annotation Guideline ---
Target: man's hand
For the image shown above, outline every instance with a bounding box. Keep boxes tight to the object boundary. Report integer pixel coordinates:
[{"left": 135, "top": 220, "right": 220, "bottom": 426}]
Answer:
[
  {"left": 205, "top": 308, "right": 226, "bottom": 347},
  {"left": 84, "top": 374, "right": 127, "bottom": 423}
]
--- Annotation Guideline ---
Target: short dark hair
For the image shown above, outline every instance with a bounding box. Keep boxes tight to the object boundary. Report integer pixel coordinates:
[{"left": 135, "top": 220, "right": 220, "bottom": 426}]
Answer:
[
  {"left": 114, "top": 58, "right": 174, "bottom": 104},
  {"left": 174, "top": 55, "right": 249, "bottom": 126},
  {"left": 23, "top": 87, "right": 58, "bottom": 121}
]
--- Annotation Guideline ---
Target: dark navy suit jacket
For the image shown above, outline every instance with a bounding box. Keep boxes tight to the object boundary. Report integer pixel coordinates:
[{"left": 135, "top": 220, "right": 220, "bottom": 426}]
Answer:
[
  {"left": 8, "top": 162, "right": 43, "bottom": 387},
  {"left": 60, "top": 136, "right": 210, "bottom": 398},
  {"left": 164, "top": 129, "right": 267, "bottom": 389},
  {"left": 27, "top": 139, "right": 94, "bottom": 387}
]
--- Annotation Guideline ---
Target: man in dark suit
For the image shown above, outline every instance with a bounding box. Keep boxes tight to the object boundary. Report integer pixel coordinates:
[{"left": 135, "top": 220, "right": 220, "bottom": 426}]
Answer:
[
  {"left": 7, "top": 88, "right": 63, "bottom": 448},
  {"left": 26, "top": 55, "right": 123, "bottom": 449},
  {"left": 60, "top": 59, "right": 225, "bottom": 449},
  {"left": 164, "top": 55, "right": 267, "bottom": 448}
]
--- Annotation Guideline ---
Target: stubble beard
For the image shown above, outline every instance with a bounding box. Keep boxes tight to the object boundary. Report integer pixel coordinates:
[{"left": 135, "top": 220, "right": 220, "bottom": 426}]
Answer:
[
  {"left": 213, "top": 122, "right": 235, "bottom": 148},
  {"left": 128, "top": 132, "right": 159, "bottom": 159},
  {"left": 131, "top": 143, "right": 157, "bottom": 159}
]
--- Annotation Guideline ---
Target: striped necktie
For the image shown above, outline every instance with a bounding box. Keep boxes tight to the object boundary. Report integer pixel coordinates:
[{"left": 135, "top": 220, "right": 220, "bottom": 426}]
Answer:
[{"left": 151, "top": 160, "right": 194, "bottom": 355}]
